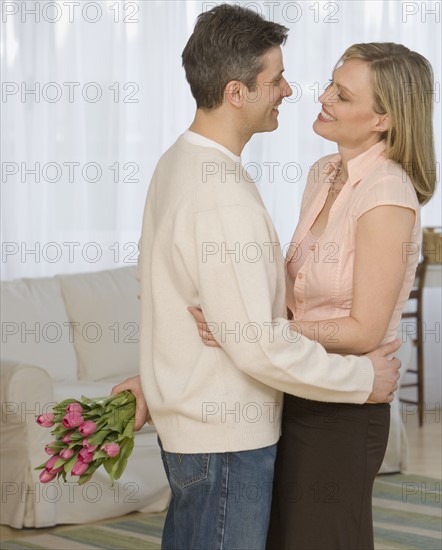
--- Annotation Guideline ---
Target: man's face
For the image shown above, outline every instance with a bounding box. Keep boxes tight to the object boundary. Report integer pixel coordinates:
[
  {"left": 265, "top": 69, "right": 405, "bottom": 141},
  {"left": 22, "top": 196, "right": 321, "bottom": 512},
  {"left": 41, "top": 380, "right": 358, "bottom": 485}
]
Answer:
[{"left": 241, "top": 46, "right": 292, "bottom": 135}]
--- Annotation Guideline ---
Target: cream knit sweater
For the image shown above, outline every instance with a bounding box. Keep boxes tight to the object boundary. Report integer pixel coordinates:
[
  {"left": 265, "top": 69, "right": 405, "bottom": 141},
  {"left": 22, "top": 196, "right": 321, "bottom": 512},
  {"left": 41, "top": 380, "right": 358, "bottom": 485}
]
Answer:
[{"left": 138, "top": 135, "right": 374, "bottom": 453}]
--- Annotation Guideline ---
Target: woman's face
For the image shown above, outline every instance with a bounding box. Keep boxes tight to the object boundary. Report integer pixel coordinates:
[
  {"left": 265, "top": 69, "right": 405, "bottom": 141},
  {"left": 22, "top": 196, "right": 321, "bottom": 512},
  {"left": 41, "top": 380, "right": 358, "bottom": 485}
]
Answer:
[{"left": 313, "top": 58, "right": 386, "bottom": 151}]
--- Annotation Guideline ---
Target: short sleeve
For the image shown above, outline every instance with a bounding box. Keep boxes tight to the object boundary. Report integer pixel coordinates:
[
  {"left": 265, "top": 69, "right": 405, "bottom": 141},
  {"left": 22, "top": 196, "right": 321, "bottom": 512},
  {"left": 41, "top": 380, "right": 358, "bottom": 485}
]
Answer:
[{"left": 354, "top": 174, "right": 419, "bottom": 221}]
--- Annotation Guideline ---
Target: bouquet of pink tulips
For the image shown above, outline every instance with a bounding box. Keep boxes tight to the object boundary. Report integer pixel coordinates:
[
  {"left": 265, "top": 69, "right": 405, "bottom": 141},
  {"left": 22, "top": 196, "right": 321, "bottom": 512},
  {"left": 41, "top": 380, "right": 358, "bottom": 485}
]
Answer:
[{"left": 35, "top": 391, "right": 135, "bottom": 486}]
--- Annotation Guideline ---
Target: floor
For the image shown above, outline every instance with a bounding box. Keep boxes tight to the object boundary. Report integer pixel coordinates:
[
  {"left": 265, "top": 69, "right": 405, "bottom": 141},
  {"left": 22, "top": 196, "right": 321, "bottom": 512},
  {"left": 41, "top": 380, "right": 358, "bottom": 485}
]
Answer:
[
  {"left": 401, "top": 401, "right": 441, "bottom": 479},
  {"left": 1, "top": 405, "right": 441, "bottom": 542}
]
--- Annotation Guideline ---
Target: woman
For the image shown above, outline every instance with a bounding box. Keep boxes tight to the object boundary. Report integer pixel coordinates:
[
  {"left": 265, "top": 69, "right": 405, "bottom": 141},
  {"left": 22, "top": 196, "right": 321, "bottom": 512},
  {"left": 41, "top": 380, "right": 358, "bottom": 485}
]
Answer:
[{"left": 189, "top": 43, "right": 436, "bottom": 549}]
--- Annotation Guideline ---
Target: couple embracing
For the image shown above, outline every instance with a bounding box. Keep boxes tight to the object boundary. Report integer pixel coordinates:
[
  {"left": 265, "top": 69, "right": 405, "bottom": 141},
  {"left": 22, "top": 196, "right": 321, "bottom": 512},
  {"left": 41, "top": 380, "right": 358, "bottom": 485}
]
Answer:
[{"left": 113, "top": 4, "right": 435, "bottom": 550}]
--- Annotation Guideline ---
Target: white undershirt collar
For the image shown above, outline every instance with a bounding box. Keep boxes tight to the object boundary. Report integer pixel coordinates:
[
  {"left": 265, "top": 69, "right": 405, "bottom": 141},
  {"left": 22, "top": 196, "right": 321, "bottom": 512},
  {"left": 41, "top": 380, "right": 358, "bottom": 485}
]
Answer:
[{"left": 183, "top": 130, "right": 241, "bottom": 163}]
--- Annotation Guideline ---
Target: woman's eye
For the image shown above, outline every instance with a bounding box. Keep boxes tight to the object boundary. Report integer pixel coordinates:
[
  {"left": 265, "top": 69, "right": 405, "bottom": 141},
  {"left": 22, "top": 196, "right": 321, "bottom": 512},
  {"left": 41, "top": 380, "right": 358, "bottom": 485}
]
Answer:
[{"left": 328, "top": 79, "right": 348, "bottom": 101}]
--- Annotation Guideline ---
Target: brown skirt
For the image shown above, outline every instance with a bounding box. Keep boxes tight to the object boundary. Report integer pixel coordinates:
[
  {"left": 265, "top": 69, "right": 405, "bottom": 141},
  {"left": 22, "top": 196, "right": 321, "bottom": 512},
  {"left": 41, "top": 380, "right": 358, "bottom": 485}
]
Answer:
[{"left": 266, "top": 394, "right": 390, "bottom": 550}]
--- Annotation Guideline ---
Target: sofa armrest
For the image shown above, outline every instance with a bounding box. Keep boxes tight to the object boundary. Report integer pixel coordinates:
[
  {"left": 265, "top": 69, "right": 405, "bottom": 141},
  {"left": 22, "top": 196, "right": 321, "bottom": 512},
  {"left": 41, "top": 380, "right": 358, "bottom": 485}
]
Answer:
[
  {"left": 1, "top": 359, "right": 57, "bottom": 527},
  {"left": 1, "top": 358, "right": 54, "bottom": 408},
  {"left": 1, "top": 359, "right": 56, "bottom": 439}
]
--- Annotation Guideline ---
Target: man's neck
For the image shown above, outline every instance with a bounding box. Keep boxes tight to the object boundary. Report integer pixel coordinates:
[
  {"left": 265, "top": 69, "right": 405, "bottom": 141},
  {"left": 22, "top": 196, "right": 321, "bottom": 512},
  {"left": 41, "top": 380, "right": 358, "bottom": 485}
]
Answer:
[{"left": 189, "top": 108, "right": 250, "bottom": 157}]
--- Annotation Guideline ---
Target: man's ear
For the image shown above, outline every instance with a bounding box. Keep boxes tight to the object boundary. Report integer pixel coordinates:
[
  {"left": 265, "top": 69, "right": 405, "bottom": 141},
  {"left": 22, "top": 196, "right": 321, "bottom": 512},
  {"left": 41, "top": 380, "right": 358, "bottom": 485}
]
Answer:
[
  {"left": 225, "top": 80, "right": 243, "bottom": 107},
  {"left": 374, "top": 113, "right": 390, "bottom": 133}
]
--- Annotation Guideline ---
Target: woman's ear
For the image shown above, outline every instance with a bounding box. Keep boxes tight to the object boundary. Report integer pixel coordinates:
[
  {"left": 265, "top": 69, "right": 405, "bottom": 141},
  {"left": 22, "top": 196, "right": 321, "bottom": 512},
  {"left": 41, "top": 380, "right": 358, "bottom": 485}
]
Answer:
[
  {"left": 224, "top": 80, "right": 243, "bottom": 107},
  {"left": 374, "top": 113, "right": 390, "bottom": 133}
]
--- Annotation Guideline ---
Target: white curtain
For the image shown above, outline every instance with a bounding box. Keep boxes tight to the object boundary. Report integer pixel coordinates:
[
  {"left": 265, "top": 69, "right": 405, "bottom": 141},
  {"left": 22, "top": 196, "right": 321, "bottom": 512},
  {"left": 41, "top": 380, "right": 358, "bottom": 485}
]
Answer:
[{"left": 2, "top": 0, "right": 441, "bottom": 279}]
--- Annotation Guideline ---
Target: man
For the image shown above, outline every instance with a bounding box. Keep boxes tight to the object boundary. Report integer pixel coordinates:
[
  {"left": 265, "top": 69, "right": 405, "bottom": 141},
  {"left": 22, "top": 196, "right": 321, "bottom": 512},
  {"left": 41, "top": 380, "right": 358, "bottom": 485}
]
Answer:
[{"left": 112, "top": 5, "right": 401, "bottom": 549}]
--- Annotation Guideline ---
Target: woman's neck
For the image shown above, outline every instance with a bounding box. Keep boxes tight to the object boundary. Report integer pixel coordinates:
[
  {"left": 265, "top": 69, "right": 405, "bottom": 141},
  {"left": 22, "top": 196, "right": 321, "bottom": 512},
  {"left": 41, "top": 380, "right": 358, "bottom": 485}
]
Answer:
[{"left": 337, "top": 138, "right": 383, "bottom": 177}]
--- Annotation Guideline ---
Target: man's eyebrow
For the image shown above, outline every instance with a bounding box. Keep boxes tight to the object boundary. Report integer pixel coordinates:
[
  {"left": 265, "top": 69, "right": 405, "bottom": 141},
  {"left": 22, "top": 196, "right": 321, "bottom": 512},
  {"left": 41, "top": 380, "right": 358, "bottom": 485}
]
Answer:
[{"left": 270, "top": 69, "right": 285, "bottom": 80}]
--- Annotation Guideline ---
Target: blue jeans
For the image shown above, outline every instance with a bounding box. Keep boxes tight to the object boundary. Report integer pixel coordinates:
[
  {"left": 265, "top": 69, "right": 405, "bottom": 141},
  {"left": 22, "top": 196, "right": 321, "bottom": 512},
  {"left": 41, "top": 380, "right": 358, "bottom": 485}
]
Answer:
[{"left": 158, "top": 438, "right": 277, "bottom": 550}]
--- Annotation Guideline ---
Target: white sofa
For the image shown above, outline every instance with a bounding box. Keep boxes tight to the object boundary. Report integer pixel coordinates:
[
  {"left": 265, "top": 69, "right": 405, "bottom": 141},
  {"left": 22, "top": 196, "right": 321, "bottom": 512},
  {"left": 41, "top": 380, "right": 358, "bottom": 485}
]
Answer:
[
  {"left": 0, "top": 266, "right": 170, "bottom": 528},
  {"left": 0, "top": 265, "right": 408, "bottom": 527}
]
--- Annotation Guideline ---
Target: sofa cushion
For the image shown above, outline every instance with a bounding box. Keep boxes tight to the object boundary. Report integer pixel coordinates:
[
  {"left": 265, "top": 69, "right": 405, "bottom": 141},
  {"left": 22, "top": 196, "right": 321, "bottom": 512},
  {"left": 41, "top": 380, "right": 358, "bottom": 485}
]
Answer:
[
  {"left": 56, "top": 266, "right": 140, "bottom": 381},
  {"left": 0, "top": 277, "right": 78, "bottom": 381}
]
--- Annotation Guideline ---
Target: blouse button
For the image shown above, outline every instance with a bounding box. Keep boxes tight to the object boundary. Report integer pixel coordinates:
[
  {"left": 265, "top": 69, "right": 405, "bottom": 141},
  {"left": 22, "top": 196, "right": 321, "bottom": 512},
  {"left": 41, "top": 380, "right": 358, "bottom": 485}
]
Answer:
[{"left": 298, "top": 273, "right": 303, "bottom": 279}]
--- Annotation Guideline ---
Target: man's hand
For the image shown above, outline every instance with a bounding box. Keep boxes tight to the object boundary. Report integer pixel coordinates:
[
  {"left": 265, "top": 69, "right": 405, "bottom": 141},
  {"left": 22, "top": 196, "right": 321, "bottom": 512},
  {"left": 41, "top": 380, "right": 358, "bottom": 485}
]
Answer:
[
  {"left": 188, "top": 306, "right": 220, "bottom": 347},
  {"left": 365, "top": 339, "right": 401, "bottom": 403},
  {"left": 111, "top": 375, "right": 150, "bottom": 431}
]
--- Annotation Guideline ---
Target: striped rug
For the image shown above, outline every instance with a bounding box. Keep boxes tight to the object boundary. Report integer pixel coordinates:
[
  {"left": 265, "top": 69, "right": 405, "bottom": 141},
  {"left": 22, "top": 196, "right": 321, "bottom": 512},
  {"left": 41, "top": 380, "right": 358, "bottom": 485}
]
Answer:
[{"left": 1, "top": 474, "right": 440, "bottom": 550}]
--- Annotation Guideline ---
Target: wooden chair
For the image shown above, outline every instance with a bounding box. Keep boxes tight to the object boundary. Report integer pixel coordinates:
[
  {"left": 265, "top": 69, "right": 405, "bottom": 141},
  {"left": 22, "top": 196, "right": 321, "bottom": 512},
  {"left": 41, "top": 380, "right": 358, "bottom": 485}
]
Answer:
[{"left": 400, "top": 256, "right": 428, "bottom": 426}]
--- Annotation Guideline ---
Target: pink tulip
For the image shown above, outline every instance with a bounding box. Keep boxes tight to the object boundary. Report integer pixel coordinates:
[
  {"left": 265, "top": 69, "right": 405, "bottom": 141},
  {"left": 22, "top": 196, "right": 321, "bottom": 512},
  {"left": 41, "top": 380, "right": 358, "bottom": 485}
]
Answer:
[
  {"left": 36, "top": 413, "right": 55, "bottom": 427},
  {"left": 60, "top": 448, "right": 75, "bottom": 460},
  {"left": 45, "top": 455, "right": 59, "bottom": 470},
  {"left": 102, "top": 442, "right": 120, "bottom": 458},
  {"left": 72, "top": 460, "right": 89, "bottom": 476},
  {"left": 45, "top": 442, "right": 59, "bottom": 455},
  {"left": 82, "top": 439, "right": 98, "bottom": 452},
  {"left": 79, "top": 421, "right": 97, "bottom": 436},
  {"left": 39, "top": 469, "right": 56, "bottom": 483},
  {"left": 78, "top": 448, "right": 95, "bottom": 463},
  {"left": 62, "top": 413, "right": 84, "bottom": 428},
  {"left": 66, "top": 403, "right": 83, "bottom": 415},
  {"left": 62, "top": 432, "right": 73, "bottom": 444},
  {"left": 45, "top": 455, "right": 64, "bottom": 474}
]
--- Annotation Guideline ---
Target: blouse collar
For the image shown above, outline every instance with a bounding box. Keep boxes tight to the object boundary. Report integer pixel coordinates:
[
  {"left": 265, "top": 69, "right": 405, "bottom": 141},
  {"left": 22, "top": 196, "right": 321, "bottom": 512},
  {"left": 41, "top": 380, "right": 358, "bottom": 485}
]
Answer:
[{"left": 328, "top": 140, "right": 387, "bottom": 187}]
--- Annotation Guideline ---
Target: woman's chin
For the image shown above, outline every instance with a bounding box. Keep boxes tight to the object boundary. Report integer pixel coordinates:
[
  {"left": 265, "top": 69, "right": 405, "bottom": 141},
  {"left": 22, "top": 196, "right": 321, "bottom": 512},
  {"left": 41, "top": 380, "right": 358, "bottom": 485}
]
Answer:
[
  {"left": 312, "top": 119, "right": 325, "bottom": 136},
  {"left": 312, "top": 121, "right": 335, "bottom": 142}
]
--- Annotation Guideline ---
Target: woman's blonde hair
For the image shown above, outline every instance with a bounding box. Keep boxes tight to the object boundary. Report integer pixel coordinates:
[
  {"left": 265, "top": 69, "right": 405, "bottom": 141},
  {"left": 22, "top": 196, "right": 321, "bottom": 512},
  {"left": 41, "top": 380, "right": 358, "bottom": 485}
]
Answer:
[{"left": 337, "top": 43, "right": 436, "bottom": 204}]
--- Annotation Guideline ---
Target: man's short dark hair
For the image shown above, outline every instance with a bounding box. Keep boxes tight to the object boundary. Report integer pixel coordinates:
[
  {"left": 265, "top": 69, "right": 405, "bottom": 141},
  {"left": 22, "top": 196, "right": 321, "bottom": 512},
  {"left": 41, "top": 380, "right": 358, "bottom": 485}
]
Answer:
[{"left": 182, "top": 4, "right": 289, "bottom": 109}]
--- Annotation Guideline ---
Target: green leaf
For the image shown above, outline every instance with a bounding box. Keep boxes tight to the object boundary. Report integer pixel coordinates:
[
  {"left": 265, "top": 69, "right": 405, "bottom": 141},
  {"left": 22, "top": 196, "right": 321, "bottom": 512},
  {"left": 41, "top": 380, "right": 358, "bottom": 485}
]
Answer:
[
  {"left": 64, "top": 454, "right": 79, "bottom": 474},
  {"left": 112, "top": 456, "right": 128, "bottom": 483},
  {"left": 69, "top": 431, "right": 85, "bottom": 441},
  {"left": 52, "top": 398, "right": 81, "bottom": 411},
  {"left": 92, "top": 450, "right": 108, "bottom": 460},
  {"left": 53, "top": 457, "right": 67, "bottom": 469},
  {"left": 113, "top": 438, "right": 134, "bottom": 481},
  {"left": 76, "top": 460, "right": 102, "bottom": 486},
  {"left": 83, "top": 407, "right": 104, "bottom": 418},
  {"left": 77, "top": 474, "right": 92, "bottom": 486},
  {"left": 87, "top": 429, "right": 111, "bottom": 446},
  {"left": 105, "top": 407, "right": 135, "bottom": 433},
  {"left": 122, "top": 419, "right": 134, "bottom": 439},
  {"left": 103, "top": 455, "right": 119, "bottom": 477},
  {"left": 51, "top": 426, "right": 73, "bottom": 439},
  {"left": 79, "top": 395, "right": 97, "bottom": 405},
  {"left": 51, "top": 426, "right": 67, "bottom": 437},
  {"left": 47, "top": 440, "right": 66, "bottom": 449},
  {"left": 103, "top": 437, "right": 135, "bottom": 484}
]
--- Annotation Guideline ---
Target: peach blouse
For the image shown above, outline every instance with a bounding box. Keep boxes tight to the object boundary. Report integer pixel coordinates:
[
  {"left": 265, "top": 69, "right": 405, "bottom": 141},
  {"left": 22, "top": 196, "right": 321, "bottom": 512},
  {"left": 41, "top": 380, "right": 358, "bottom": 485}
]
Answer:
[{"left": 285, "top": 141, "right": 421, "bottom": 344}]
